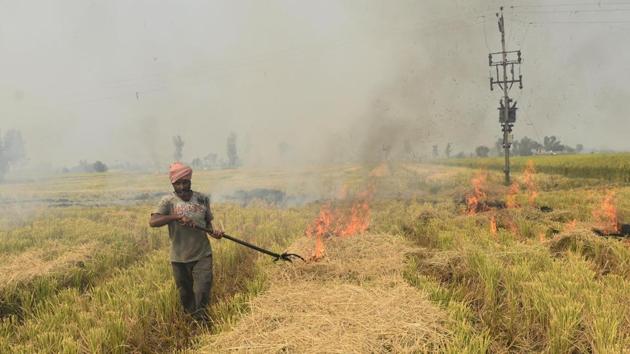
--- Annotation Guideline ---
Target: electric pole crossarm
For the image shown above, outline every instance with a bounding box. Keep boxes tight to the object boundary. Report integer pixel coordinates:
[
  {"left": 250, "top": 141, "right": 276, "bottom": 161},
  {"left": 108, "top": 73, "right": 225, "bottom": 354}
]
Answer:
[
  {"left": 493, "top": 79, "right": 522, "bottom": 84},
  {"left": 489, "top": 50, "right": 521, "bottom": 56},
  {"left": 490, "top": 61, "right": 521, "bottom": 66}
]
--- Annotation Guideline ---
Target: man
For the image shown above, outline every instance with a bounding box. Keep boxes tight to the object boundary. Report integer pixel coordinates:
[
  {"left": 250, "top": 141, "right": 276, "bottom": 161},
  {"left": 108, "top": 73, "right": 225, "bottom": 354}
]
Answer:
[{"left": 149, "top": 162, "right": 222, "bottom": 321}]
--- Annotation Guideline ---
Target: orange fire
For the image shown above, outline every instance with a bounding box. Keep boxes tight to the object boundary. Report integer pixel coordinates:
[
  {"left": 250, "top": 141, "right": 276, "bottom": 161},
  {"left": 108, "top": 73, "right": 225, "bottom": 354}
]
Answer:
[
  {"left": 467, "top": 172, "right": 488, "bottom": 215},
  {"left": 592, "top": 190, "right": 620, "bottom": 235},
  {"left": 306, "top": 185, "right": 375, "bottom": 260},
  {"left": 538, "top": 232, "right": 546, "bottom": 243},
  {"left": 490, "top": 215, "right": 498, "bottom": 236},
  {"left": 564, "top": 219, "right": 577, "bottom": 233},
  {"left": 506, "top": 182, "right": 520, "bottom": 209},
  {"left": 369, "top": 162, "right": 390, "bottom": 177},
  {"left": 523, "top": 160, "right": 538, "bottom": 206},
  {"left": 339, "top": 199, "right": 371, "bottom": 236},
  {"left": 305, "top": 203, "right": 333, "bottom": 260}
]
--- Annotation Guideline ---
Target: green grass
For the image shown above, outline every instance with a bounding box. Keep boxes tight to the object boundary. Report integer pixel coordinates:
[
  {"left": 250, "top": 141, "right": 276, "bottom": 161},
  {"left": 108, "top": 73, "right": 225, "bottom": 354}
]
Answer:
[
  {"left": 436, "top": 153, "right": 630, "bottom": 183},
  {"left": 0, "top": 206, "right": 166, "bottom": 320},
  {"left": 381, "top": 164, "right": 630, "bottom": 352}
]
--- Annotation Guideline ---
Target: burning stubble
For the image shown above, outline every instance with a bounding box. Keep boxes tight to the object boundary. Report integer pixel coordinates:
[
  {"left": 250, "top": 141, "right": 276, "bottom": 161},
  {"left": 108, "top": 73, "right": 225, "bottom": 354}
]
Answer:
[
  {"left": 593, "top": 190, "right": 620, "bottom": 235},
  {"left": 466, "top": 171, "right": 489, "bottom": 215},
  {"left": 305, "top": 165, "right": 384, "bottom": 261}
]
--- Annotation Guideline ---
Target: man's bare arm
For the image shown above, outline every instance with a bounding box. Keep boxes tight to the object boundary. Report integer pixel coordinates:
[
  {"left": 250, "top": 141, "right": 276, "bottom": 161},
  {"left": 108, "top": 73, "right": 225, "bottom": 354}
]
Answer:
[{"left": 149, "top": 213, "right": 181, "bottom": 227}]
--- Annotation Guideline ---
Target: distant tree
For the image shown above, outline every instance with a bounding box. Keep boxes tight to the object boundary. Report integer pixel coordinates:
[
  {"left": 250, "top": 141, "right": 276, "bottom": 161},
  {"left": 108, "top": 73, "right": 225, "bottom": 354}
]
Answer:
[
  {"left": 475, "top": 145, "right": 490, "bottom": 157},
  {"left": 278, "top": 141, "right": 289, "bottom": 156},
  {"left": 403, "top": 140, "right": 414, "bottom": 160},
  {"left": 173, "top": 135, "right": 184, "bottom": 161},
  {"left": 79, "top": 160, "right": 91, "bottom": 172},
  {"left": 515, "top": 136, "right": 542, "bottom": 156},
  {"left": 455, "top": 151, "right": 466, "bottom": 158},
  {"left": 92, "top": 161, "right": 108, "bottom": 173},
  {"left": 512, "top": 139, "right": 520, "bottom": 156},
  {"left": 576, "top": 144, "right": 584, "bottom": 153},
  {"left": 226, "top": 132, "right": 240, "bottom": 168},
  {"left": 543, "top": 136, "right": 563, "bottom": 153},
  {"left": 382, "top": 144, "right": 391, "bottom": 160},
  {"left": 0, "top": 135, "right": 7, "bottom": 182},
  {"left": 3, "top": 130, "right": 25, "bottom": 163},
  {"left": 432, "top": 145, "right": 438, "bottom": 158},
  {"left": 0, "top": 129, "right": 26, "bottom": 182},
  {"left": 204, "top": 153, "right": 218, "bottom": 169},
  {"left": 444, "top": 143, "right": 452, "bottom": 159},
  {"left": 191, "top": 158, "right": 202, "bottom": 169}
]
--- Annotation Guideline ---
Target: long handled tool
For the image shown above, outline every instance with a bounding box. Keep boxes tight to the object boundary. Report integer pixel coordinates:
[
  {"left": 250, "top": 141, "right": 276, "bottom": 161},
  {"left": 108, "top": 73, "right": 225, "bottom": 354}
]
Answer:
[{"left": 193, "top": 225, "right": 305, "bottom": 262}]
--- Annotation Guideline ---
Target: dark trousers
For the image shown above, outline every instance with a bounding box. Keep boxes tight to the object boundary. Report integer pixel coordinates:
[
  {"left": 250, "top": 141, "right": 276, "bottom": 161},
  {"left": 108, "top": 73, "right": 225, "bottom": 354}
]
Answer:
[{"left": 171, "top": 254, "right": 213, "bottom": 320}]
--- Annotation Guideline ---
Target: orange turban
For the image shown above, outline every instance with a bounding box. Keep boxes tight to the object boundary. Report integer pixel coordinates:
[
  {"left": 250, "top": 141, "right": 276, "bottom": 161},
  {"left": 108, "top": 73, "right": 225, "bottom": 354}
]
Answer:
[{"left": 169, "top": 162, "right": 192, "bottom": 184}]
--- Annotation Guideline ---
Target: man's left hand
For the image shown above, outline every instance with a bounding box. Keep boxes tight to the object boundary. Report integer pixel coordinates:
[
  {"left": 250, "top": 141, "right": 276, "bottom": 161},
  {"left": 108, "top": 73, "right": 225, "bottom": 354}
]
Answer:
[{"left": 210, "top": 230, "right": 224, "bottom": 239}]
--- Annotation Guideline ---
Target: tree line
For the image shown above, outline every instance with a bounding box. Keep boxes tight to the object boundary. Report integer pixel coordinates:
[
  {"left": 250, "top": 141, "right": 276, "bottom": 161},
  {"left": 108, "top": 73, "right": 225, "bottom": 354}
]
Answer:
[
  {"left": 173, "top": 132, "right": 241, "bottom": 170},
  {"left": 430, "top": 136, "right": 583, "bottom": 159}
]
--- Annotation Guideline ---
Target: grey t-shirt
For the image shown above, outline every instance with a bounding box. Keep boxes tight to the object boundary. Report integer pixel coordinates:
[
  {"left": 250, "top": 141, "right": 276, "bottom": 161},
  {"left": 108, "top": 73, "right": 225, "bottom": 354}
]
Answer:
[{"left": 153, "top": 191, "right": 213, "bottom": 263}]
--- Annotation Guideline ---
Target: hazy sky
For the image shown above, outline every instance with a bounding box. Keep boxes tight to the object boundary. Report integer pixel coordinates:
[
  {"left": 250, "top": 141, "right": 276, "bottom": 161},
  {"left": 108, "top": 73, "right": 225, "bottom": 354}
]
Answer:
[{"left": 1, "top": 0, "right": 629, "bottom": 168}]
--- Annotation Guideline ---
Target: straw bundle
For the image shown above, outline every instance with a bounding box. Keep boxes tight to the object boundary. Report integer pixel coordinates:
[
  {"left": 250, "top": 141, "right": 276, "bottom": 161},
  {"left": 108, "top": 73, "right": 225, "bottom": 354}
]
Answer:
[{"left": 199, "top": 234, "right": 450, "bottom": 353}]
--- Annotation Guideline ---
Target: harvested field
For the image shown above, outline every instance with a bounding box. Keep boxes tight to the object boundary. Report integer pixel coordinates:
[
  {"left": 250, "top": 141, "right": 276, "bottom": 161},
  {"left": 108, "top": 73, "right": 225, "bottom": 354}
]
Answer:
[
  {"left": 195, "top": 234, "right": 450, "bottom": 353},
  {"left": 2, "top": 161, "right": 629, "bottom": 352},
  {"left": 0, "top": 241, "right": 97, "bottom": 286}
]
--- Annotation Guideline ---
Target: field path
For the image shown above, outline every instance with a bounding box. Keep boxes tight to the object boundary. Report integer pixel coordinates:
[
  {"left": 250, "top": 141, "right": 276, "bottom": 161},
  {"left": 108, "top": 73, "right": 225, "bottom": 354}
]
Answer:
[{"left": 197, "top": 234, "right": 450, "bottom": 353}]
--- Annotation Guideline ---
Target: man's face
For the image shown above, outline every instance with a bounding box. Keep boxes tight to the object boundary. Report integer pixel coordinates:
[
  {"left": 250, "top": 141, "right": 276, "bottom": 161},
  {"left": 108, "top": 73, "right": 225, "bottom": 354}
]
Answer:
[{"left": 172, "top": 179, "right": 192, "bottom": 197}]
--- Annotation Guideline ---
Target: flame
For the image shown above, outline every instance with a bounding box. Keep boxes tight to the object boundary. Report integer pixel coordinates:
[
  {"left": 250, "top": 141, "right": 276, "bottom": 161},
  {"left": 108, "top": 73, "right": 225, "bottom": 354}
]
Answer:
[
  {"left": 369, "top": 162, "right": 390, "bottom": 177},
  {"left": 564, "top": 219, "right": 577, "bottom": 233},
  {"left": 593, "top": 191, "right": 620, "bottom": 235},
  {"left": 305, "top": 203, "right": 334, "bottom": 260},
  {"left": 339, "top": 201, "right": 371, "bottom": 237},
  {"left": 467, "top": 172, "right": 488, "bottom": 215},
  {"left": 523, "top": 160, "right": 538, "bottom": 206},
  {"left": 490, "top": 215, "right": 498, "bottom": 236},
  {"left": 306, "top": 185, "right": 375, "bottom": 260},
  {"left": 506, "top": 182, "right": 520, "bottom": 209},
  {"left": 538, "top": 233, "right": 546, "bottom": 243},
  {"left": 313, "top": 232, "right": 325, "bottom": 260}
]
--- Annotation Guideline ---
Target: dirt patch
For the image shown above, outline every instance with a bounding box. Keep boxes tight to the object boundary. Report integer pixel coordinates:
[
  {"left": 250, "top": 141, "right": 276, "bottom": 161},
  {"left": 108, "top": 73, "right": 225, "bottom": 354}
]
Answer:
[{"left": 197, "top": 234, "right": 450, "bottom": 353}]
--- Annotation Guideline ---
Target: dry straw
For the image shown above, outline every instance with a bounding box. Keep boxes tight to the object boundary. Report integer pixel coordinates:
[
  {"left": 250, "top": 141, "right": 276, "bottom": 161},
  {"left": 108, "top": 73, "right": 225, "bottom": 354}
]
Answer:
[
  {"left": 0, "top": 241, "right": 97, "bottom": 287},
  {"left": 198, "top": 234, "right": 450, "bottom": 353}
]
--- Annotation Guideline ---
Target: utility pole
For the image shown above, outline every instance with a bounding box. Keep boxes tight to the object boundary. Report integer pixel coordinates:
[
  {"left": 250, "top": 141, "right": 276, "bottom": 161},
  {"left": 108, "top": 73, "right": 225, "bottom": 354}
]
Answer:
[{"left": 489, "top": 7, "right": 523, "bottom": 185}]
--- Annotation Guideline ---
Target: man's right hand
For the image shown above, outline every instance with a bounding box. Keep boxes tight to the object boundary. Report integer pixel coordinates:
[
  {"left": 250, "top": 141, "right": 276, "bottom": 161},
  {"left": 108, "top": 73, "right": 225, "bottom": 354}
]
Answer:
[{"left": 178, "top": 215, "right": 195, "bottom": 227}]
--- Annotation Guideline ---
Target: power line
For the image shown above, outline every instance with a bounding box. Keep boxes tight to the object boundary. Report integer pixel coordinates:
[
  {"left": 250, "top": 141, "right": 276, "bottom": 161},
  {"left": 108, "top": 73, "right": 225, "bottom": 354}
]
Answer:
[
  {"left": 510, "top": 2, "right": 630, "bottom": 8},
  {"left": 526, "top": 20, "right": 630, "bottom": 24},
  {"left": 512, "top": 8, "right": 630, "bottom": 13}
]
